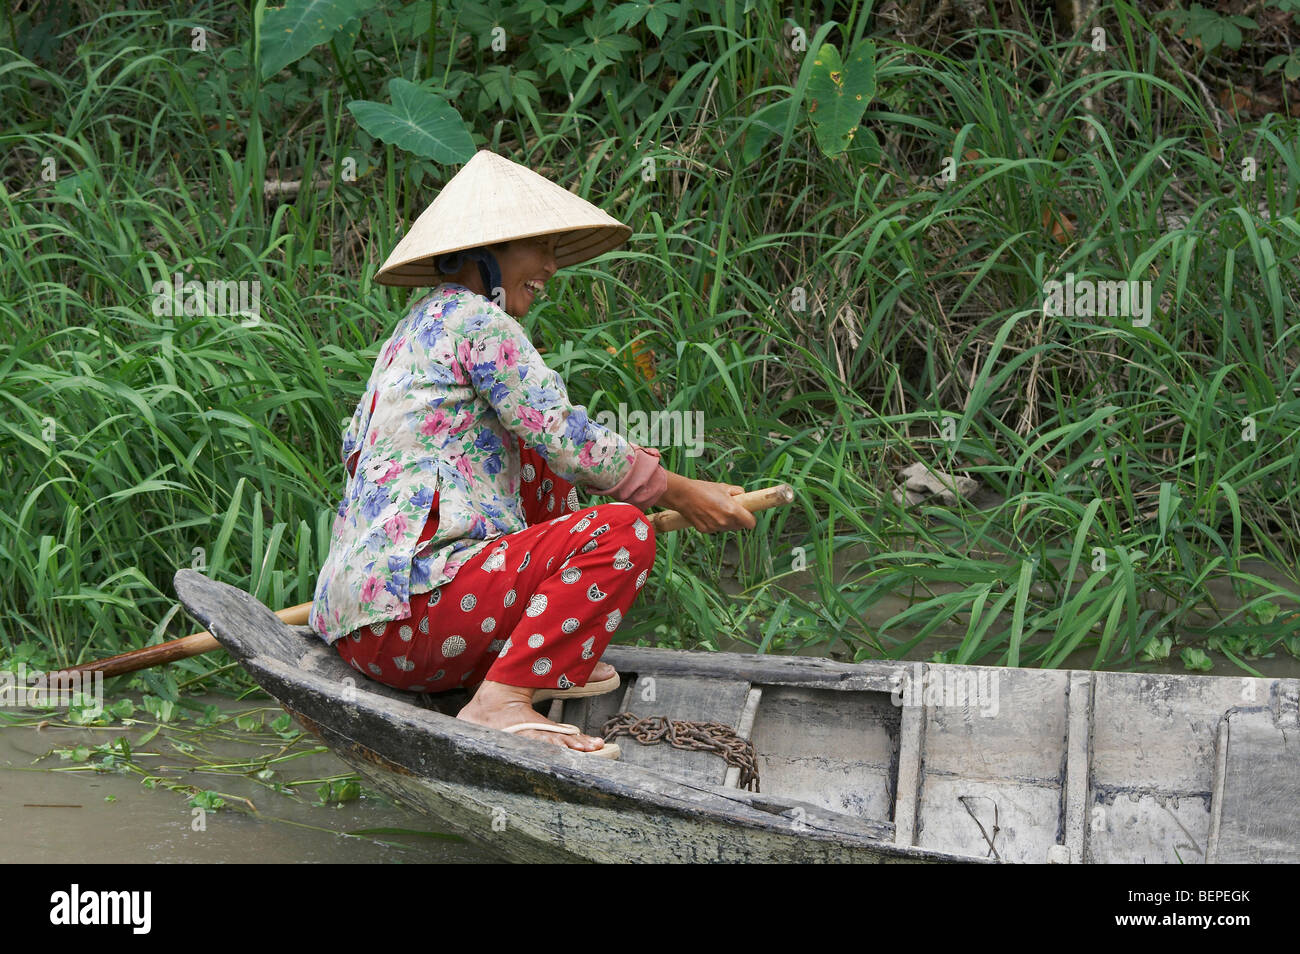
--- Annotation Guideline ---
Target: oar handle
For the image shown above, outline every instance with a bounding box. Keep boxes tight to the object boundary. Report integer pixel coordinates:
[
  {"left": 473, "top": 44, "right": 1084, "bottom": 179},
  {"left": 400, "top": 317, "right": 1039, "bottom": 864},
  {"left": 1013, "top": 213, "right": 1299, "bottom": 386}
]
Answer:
[
  {"left": 646, "top": 482, "right": 794, "bottom": 533},
  {"left": 58, "top": 483, "right": 796, "bottom": 679},
  {"left": 57, "top": 603, "right": 312, "bottom": 678}
]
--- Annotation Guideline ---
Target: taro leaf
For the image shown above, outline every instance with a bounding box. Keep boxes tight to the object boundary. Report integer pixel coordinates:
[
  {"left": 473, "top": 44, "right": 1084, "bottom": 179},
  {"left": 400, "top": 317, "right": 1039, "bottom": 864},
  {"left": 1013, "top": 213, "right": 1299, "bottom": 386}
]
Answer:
[
  {"left": 806, "top": 40, "right": 876, "bottom": 158},
  {"left": 260, "top": 0, "right": 380, "bottom": 79},
  {"left": 347, "top": 78, "right": 476, "bottom": 164}
]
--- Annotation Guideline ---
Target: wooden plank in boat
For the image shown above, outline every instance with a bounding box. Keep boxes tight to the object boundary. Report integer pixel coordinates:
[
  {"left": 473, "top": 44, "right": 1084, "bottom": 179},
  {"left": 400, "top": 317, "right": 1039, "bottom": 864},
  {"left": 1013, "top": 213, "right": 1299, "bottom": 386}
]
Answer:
[
  {"left": 748, "top": 685, "right": 899, "bottom": 821},
  {"left": 893, "top": 701, "right": 924, "bottom": 848},
  {"left": 915, "top": 668, "right": 1070, "bottom": 863},
  {"left": 1060, "top": 671, "right": 1094, "bottom": 864},
  {"left": 1087, "top": 671, "right": 1258, "bottom": 863},
  {"left": 602, "top": 645, "right": 896, "bottom": 692},
  {"left": 723, "top": 688, "right": 763, "bottom": 789},
  {"left": 614, "top": 675, "right": 752, "bottom": 786},
  {"left": 1206, "top": 707, "right": 1300, "bottom": 863}
]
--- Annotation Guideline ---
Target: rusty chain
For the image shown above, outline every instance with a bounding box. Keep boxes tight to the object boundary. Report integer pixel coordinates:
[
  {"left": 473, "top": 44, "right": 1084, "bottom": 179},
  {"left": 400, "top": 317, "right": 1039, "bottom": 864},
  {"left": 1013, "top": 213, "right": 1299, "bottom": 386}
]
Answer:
[{"left": 601, "top": 712, "right": 760, "bottom": 792}]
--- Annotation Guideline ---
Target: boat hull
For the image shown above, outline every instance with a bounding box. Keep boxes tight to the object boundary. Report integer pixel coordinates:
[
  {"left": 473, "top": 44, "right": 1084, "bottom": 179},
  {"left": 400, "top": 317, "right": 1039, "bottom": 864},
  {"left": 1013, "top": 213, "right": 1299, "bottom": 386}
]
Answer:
[
  {"left": 242, "top": 651, "right": 963, "bottom": 864},
  {"left": 173, "top": 570, "right": 1299, "bottom": 864}
]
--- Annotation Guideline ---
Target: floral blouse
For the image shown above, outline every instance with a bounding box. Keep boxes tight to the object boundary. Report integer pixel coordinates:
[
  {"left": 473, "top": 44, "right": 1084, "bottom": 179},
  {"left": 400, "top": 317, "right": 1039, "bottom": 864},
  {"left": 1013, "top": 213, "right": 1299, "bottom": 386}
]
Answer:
[{"left": 309, "top": 282, "right": 667, "bottom": 645}]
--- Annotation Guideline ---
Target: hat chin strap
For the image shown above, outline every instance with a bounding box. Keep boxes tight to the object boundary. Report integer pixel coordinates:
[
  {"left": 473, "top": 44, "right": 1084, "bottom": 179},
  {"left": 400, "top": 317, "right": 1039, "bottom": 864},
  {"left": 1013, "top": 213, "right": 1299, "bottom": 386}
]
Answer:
[{"left": 435, "top": 248, "right": 503, "bottom": 303}]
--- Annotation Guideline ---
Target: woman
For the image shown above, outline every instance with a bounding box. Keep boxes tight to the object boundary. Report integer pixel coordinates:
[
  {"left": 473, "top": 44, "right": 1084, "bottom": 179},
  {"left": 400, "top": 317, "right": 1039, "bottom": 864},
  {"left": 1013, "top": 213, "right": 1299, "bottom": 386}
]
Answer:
[{"left": 310, "top": 150, "right": 755, "bottom": 757}]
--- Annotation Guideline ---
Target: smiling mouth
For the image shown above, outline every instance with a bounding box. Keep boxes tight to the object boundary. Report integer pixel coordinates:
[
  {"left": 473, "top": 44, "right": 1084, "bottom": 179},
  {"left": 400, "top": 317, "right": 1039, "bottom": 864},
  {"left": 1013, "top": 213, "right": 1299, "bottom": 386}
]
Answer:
[{"left": 523, "top": 279, "right": 546, "bottom": 298}]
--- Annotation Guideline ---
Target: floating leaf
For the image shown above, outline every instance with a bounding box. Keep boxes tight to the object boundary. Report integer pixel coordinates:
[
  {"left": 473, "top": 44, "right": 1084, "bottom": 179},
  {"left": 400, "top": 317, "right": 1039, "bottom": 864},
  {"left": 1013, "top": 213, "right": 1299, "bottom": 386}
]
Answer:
[
  {"left": 66, "top": 704, "right": 105, "bottom": 726},
  {"left": 1139, "top": 635, "right": 1173, "bottom": 662},
  {"left": 186, "top": 702, "right": 222, "bottom": 726},
  {"left": 140, "top": 667, "right": 179, "bottom": 703},
  {"left": 1248, "top": 600, "right": 1280, "bottom": 624},
  {"left": 190, "top": 790, "right": 227, "bottom": 812},
  {"left": 316, "top": 779, "right": 362, "bottom": 805},
  {"left": 235, "top": 712, "right": 264, "bottom": 732},
  {"left": 1180, "top": 647, "right": 1213, "bottom": 672},
  {"left": 142, "top": 694, "right": 175, "bottom": 723},
  {"left": 336, "top": 780, "right": 361, "bottom": 802}
]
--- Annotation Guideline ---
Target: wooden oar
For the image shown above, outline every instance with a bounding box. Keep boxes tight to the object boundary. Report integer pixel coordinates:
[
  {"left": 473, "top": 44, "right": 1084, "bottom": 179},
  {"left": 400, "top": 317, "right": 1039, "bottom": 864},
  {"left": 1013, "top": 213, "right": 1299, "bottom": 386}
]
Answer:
[{"left": 56, "top": 483, "right": 794, "bottom": 679}]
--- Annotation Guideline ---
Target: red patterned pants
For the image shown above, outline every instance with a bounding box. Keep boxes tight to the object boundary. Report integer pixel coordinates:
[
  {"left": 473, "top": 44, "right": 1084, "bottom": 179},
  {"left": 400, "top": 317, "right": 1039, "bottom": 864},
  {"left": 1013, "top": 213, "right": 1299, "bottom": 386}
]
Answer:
[{"left": 335, "top": 441, "right": 656, "bottom": 693}]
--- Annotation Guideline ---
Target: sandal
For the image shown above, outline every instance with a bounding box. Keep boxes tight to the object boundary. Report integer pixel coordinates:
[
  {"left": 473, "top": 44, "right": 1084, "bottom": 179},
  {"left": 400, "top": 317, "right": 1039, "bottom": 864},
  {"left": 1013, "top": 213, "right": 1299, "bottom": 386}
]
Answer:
[
  {"left": 533, "top": 672, "right": 621, "bottom": 704},
  {"left": 502, "top": 722, "right": 620, "bottom": 759}
]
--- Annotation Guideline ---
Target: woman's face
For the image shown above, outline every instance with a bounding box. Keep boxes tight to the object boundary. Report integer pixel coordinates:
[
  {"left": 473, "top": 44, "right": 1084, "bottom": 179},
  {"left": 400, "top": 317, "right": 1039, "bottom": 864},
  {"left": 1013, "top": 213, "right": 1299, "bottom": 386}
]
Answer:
[{"left": 492, "top": 235, "right": 559, "bottom": 318}]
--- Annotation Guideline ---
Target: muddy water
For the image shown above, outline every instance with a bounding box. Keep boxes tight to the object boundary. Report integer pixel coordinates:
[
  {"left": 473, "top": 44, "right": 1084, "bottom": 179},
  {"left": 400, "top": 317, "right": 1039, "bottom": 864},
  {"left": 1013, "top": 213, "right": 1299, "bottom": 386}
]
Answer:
[{"left": 0, "top": 696, "right": 494, "bottom": 863}]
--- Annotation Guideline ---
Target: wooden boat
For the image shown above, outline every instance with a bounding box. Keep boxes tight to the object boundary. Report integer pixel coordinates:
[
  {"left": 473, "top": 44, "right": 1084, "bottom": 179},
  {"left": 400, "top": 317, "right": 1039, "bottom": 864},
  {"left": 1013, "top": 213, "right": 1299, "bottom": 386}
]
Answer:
[{"left": 173, "top": 569, "right": 1300, "bottom": 863}]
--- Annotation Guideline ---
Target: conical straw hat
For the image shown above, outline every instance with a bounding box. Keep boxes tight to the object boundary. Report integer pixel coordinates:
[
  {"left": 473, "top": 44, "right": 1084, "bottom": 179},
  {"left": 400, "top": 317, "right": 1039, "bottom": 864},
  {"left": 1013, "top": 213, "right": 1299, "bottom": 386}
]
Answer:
[{"left": 375, "top": 149, "right": 632, "bottom": 286}]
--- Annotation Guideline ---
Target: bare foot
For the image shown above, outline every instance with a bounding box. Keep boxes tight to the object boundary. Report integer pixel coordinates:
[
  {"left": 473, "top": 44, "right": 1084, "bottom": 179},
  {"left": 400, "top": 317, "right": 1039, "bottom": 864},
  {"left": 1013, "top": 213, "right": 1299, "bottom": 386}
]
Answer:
[
  {"left": 458, "top": 680, "right": 610, "bottom": 752},
  {"left": 466, "top": 660, "right": 616, "bottom": 699},
  {"left": 586, "top": 661, "right": 617, "bottom": 683}
]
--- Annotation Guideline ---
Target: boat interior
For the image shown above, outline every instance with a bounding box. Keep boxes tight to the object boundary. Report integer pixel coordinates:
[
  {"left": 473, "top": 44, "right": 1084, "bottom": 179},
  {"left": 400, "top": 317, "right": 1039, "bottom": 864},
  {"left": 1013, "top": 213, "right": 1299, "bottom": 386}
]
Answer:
[{"left": 317, "top": 636, "right": 1300, "bottom": 864}]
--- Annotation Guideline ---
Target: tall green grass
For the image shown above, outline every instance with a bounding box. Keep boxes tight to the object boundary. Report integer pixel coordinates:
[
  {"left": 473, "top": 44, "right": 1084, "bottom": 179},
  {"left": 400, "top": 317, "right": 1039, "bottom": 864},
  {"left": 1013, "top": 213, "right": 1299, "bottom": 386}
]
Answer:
[{"left": 1, "top": 0, "right": 1298, "bottom": 688}]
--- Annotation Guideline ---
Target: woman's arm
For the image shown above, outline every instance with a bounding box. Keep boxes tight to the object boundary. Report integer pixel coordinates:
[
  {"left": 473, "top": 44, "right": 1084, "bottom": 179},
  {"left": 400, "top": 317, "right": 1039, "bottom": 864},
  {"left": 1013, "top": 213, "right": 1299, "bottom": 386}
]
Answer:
[
  {"left": 458, "top": 304, "right": 661, "bottom": 500},
  {"left": 458, "top": 302, "right": 756, "bottom": 531},
  {"left": 657, "top": 469, "right": 757, "bottom": 533}
]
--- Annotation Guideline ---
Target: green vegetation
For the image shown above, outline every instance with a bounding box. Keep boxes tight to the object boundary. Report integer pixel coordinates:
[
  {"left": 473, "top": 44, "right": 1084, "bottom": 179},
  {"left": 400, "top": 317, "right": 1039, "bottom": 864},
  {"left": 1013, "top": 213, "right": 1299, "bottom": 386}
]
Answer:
[{"left": 2, "top": 0, "right": 1298, "bottom": 694}]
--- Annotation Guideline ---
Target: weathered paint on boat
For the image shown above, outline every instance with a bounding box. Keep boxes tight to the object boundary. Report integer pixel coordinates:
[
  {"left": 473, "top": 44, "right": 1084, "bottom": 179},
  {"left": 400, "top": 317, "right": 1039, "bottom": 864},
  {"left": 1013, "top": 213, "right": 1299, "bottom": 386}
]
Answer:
[{"left": 173, "top": 570, "right": 1299, "bottom": 863}]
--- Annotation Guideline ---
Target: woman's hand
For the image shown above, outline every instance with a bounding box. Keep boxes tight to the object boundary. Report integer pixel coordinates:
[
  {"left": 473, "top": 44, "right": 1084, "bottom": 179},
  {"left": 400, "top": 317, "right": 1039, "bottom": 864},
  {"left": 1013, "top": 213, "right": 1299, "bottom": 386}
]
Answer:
[{"left": 657, "top": 472, "right": 757, "bottom": 533}]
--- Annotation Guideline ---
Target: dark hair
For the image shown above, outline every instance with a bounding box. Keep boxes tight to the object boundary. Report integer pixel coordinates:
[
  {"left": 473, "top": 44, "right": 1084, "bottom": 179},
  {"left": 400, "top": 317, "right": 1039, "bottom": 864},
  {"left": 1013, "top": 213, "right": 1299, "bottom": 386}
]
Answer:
[{"left": 435, "top": 246, "right": 502, "bottom": 298}]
